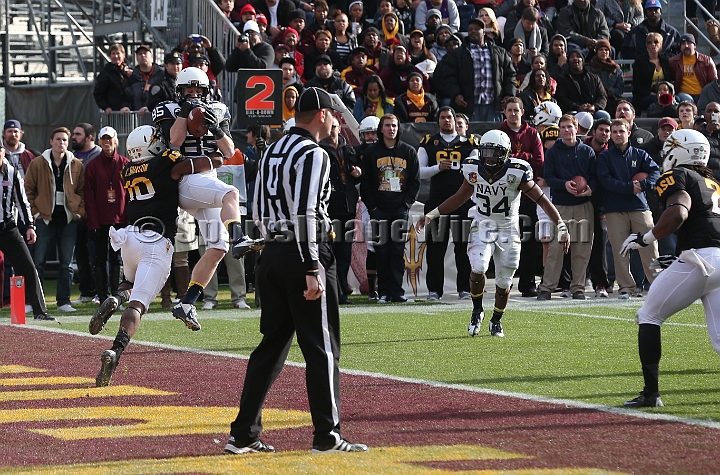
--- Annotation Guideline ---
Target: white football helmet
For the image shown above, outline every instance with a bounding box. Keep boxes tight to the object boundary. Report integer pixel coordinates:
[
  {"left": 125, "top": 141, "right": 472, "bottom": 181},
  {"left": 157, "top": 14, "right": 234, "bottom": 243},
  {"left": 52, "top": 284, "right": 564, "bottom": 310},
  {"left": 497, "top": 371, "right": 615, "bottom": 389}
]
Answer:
[
  {"left": 176, "top": 67, "right": 210, "bottom": 101},
  {"left": 479, "top": 130, "right": 511, "bottom": 169},
  {"left": 661, "top": 129, "right": 711, "bottom": 173},
  {"left": 533, "top": 101, "right": 562, "bottom": 128},
  {"left": 283, "top": 118, "right": 296, "bottom": 134},
  {"left": 359, "top": 116, "right": 380, "bottom": 143},
  {"left": 126, "top": 125, "right": 167, "bottom": 163}
]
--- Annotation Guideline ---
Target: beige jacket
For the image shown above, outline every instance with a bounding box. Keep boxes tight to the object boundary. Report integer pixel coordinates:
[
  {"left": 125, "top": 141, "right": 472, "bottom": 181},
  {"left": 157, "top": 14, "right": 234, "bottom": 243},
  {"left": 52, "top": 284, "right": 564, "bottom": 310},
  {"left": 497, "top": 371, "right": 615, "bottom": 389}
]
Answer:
[{"left": 25, "top": 150, "right": 85, "bottom": 223}]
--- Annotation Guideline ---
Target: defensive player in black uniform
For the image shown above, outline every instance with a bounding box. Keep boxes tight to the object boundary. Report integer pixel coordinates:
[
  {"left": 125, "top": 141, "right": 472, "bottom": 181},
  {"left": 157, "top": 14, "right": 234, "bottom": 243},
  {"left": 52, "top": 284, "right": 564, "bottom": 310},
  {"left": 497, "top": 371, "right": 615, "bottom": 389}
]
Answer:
[
  {"left": 93, "top": 125, "right": 220, "bottom": 387},
  {"left": 225, "top": 88, "right": 368, "bottom": 454},
  {"left": 620, "top": 129, "right": 720, "bottom": 407},
  {"left": 418, "top": 106, "right": 477, "bottom": 301}
]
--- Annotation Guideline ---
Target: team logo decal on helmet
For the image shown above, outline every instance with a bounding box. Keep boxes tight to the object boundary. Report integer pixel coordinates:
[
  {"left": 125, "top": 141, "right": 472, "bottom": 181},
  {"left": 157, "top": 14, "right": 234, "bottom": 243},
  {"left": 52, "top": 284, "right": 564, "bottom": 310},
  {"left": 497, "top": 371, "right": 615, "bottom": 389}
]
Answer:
[{"left": 660, "top": 129, "right": 710, "bottom": 173}]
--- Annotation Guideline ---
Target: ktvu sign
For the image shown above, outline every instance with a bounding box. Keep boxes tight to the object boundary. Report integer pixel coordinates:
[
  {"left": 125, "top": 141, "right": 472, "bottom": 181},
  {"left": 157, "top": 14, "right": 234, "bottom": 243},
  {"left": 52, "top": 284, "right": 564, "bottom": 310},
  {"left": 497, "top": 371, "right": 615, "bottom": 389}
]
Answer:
[{"left": 236, "top": 69, "right": 283, "bottom": 125}]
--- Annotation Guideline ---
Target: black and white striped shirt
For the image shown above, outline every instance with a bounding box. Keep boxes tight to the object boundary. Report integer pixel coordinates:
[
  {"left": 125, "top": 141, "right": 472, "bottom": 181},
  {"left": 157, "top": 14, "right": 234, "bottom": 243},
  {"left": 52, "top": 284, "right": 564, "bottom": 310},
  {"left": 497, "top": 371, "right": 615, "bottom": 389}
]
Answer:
[
  {"left": 0, "top": 159, "right": 33, "bottom": 228},
  {"left": 252, "top": 127, "right": 332, "bottom": 271}
]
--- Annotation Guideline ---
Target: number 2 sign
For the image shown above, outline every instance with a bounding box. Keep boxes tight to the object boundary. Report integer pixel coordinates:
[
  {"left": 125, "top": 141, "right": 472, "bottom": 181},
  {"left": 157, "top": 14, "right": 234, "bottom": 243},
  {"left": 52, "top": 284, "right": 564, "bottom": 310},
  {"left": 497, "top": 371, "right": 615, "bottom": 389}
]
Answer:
[{"left": 235, "top": 69, "right": 283, "bottom": 125}]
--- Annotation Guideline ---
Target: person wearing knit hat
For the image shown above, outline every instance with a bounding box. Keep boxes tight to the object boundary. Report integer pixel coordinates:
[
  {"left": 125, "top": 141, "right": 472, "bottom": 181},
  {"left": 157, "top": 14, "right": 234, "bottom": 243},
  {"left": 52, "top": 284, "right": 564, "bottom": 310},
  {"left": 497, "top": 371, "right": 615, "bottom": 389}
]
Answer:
[
  {"left": 587, "top": 38, "right": 623, "bottom": 113},
  {"left": 414, "top": 0, "right": 460, "bottom": 34},
  {"left": 669, "top": 33, "right": 716, "bottom": 104},
  {"left": 393, "top": 70, "right": 438, "bottom": 123},
  {"left": 381, "top": 12, "right": 408, "bottom": 50},
  {"left": 554, "top": 45, "right": 609, "bottom": 119}
]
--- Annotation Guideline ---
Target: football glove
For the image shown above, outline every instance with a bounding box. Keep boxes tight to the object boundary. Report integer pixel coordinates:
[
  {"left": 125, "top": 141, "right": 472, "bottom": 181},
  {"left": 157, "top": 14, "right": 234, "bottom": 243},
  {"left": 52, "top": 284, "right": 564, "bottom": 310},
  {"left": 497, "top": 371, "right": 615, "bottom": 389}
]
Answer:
[
  {"left": 649, "top": 254, "right": 677, "bottom": 273},
  {"left": 202, "top": 109, "right": 226, "bottom": 140},
  {"left": 177, "top": 99, "right": 200, "bottom": 119},
  {"left": 620, "top": 232, "right": 654, "bottom": 257}
]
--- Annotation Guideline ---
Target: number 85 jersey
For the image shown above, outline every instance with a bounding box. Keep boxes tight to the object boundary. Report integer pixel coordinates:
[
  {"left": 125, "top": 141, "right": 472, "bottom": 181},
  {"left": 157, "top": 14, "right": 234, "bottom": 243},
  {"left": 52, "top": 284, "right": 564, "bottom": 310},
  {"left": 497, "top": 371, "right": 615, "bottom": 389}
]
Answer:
[
  {"left": 462, "top": 156, "right": 533, "bottom": 229},
  {"left": 151, "top": 100, "right": 230, "bottom": 157}
]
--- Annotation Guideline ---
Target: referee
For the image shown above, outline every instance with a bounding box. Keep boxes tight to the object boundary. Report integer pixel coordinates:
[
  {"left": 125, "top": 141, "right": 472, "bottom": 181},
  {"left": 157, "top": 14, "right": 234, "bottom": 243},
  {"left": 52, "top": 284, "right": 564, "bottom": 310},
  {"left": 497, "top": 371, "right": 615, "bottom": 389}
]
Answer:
[
  {"left": 225, "top": 88, "right": 368, "bottom": 455},
  {"left": 0, "top": 140, "right": 54, "bottom": 321}
]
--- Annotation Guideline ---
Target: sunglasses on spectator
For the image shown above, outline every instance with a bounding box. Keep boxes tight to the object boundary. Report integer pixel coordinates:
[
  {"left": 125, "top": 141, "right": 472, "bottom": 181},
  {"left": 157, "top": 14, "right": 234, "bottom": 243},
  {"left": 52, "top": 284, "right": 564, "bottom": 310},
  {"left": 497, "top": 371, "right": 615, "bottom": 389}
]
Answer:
[{"left": 646, "top": 40, "right": 660, "bottom": 44}]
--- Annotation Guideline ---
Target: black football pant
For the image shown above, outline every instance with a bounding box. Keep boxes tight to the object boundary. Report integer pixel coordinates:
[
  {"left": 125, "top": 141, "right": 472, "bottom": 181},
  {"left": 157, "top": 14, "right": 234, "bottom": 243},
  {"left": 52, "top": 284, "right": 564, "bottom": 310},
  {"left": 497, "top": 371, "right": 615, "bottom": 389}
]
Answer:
[
  {"left": 229, "top": 240, "right": 342, "bottom": 447},
  {"left": 424, "top": 213, "right": 471, "bottom": 297},
  {"left": 0, "top": 225, "right": 47, "bottom": 316}
]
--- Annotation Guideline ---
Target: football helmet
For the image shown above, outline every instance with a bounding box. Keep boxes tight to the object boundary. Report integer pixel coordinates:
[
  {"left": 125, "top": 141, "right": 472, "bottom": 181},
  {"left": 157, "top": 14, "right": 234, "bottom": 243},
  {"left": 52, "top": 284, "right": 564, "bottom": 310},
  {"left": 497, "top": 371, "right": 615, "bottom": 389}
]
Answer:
[
  {"left": 479, "top": 130, "right": 511, "bottom": 170},
  {"left": 126, "top": 125, "right": 167, "bottom": 163},
  {"left": 533, "top": 101, "right": 562, "bottom": 128},
  {"left": 660, "top": 129, "right": 710, "bottom": 173},
  {"left": 359, "top": 116, "right": 380, "bottom": 143},
  {"left": 176, "top": 67, "right": 210, "bottom": 101}
]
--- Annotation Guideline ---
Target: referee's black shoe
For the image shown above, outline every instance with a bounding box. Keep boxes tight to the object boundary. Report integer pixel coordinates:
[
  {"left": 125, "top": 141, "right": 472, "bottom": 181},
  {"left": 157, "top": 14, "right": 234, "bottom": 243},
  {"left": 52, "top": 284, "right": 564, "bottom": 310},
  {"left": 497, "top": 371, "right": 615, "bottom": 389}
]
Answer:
[
  {"left": 224, "top": 436, "right": 275, "bottom": 454},
  {"left": 624, "top": 392, "right": 664, "bottom": 408},
  {"left": 312, "top": 438, "right": 368, "bottom": 454}
]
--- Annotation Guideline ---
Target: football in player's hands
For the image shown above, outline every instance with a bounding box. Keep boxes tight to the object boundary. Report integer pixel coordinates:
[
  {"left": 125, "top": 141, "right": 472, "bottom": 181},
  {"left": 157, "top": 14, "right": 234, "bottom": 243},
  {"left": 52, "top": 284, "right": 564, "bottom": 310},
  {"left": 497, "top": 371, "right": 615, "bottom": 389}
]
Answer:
[
  {"left": 187, "top": 106, "right": 209, "bottom": 138},
  {"left": 202, "top": 108, "right": 220, "bottom": 128},
  {"left": 177, "top": 100, "right": 196, "bottom": 119},
  {"left": 571, "top": 175, "right": 588, "bottom": 194}
]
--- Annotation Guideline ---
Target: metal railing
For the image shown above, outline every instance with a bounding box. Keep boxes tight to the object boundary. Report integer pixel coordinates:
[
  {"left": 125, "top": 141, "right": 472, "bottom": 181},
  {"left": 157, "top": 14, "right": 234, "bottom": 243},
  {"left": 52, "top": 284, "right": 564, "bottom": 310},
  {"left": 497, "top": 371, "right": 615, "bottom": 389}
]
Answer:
[
  {"left": 687, "top": 0, "right": 720, "bottom": 56},
  {"left": 99, "top": 110, "right": 154, "bottom": 154}
]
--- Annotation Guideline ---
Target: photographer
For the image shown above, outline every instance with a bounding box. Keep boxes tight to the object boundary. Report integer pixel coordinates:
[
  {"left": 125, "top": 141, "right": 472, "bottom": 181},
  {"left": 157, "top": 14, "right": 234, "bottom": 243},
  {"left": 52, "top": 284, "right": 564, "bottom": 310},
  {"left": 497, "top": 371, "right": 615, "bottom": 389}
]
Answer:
[
  {"left": 225, "top": 20, "right": 275, "bottom": 71},
  {"left": 177, "top": 34, "right": 226, "bottom": 82}
]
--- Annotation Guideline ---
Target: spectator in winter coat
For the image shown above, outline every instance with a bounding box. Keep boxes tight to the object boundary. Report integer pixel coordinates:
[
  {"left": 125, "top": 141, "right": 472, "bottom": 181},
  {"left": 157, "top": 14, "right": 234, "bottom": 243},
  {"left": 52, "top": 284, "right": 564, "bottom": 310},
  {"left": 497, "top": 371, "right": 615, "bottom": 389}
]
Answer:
[
  {"left": 697, "top": 64, "right": 720, "bottom": 115},
  {"left": 556, "top": 0, "right": 610, "bottom": 56},
  {"left": 669, "top": 33, "right": 717, "bottom": 103},
  {"left": 631, "top": 31, "right": 673, "bottom": 112},
  {"left": 594, "top": 0, "right": 644, "bottom": 52},
  {"left": 554, "top": 49, "right": 608, "bottom": 117},
  {"left": 379, "top": 46, "right": 431, "bottom": 98},
  {"left": 393, "top": 72, "right": 439, "bottom": 122},
  {"left": 620, "top": 0, "right": 681, "bottom": 60},
  {"left": 415, "top": 0, "right": 460, "bottom": 33},
  {"left": 585, "top": 39, "right": 624, "bottom": 114},
  {"left": 124, "top": 43, "right": 165, "bottom": 115},
  {"left": 93, "top": 43, "right": 133, "bottom": 115},
  {"left": 341, "top": 46, "right": 378, "bottom": 98}
]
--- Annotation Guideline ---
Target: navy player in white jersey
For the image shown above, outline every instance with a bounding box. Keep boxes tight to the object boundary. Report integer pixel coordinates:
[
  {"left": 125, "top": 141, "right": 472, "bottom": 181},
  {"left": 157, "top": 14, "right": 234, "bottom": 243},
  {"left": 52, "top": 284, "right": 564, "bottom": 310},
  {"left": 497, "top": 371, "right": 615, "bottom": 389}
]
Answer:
[
  {"left": 152, "top": 67, "right": 260, "bottom": 331},
  {"left": 417, "top": 130, "right": 570, "bottom": 337},
  {"left": 620, "top": 129, "right": 720, "bottom": 408}
]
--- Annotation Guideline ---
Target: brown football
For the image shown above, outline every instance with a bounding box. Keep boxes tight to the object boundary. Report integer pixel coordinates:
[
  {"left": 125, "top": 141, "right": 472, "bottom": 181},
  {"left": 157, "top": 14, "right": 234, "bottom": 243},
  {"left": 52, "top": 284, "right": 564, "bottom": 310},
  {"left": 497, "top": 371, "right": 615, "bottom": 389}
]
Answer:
[
  {"left": 633, "top": 171, "right": 649, "bottom": 182},
  {"left": 187, "top": 106, "right": 208, "bottom": 138},
  {"left": 572, "top": 175, "right": 588, "bottom": 194}
]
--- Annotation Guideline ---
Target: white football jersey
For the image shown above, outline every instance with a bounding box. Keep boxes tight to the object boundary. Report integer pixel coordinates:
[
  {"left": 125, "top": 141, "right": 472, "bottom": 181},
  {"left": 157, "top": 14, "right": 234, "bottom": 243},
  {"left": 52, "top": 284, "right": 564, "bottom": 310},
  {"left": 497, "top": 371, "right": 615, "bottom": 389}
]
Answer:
[
  {"left": 151, "top": 100, "right": 230, "bottom": 158},
  {"left": 461, "top": 156, "right": 533, "bottom": 229}
]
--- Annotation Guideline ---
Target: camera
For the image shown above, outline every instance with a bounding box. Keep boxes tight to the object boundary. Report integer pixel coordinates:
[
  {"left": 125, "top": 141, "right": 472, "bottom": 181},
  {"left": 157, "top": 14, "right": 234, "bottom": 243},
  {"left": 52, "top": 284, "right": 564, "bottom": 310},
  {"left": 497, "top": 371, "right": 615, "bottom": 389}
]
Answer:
[
  {"left": 238, "top": 34, "right": 249, "bottom": 44},
  {"left": 712, "top": 112, "right": 719, "bottom": 123},
  {"left": 191, "top": 34, "right": 202, "bottom": 43}
]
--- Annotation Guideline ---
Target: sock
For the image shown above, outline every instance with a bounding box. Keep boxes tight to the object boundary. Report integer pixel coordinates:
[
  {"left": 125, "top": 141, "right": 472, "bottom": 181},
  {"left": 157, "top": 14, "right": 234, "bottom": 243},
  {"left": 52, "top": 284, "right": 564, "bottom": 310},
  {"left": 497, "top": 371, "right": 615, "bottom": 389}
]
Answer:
[
  {"left": 111, "top": 328, "right": 131, "bottom": 358},
  {"left": 638, "top": 323, "right": 662, "bottom": 395},
  {"left": 182, "top": 281, "right": 205, "bottom": 305},
  {"left": 112, "top": 289, "right": 131, "bottom": 306},
  {"left": 471, "top": 292, "right": 484, "bottom": 313},
  {"left": 491, "top": 308, "right": 504, "bottom": 323},
  {"left": 226, "top": 219, "right": 244, "bottom": 243}
]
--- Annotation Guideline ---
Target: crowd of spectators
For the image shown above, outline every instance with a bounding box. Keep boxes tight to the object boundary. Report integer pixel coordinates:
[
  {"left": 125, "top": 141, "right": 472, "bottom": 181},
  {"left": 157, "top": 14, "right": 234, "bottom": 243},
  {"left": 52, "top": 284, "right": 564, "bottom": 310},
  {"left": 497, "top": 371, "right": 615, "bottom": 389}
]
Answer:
[{"left": 15, "top": 0, "right": 716, "bottom": 313}]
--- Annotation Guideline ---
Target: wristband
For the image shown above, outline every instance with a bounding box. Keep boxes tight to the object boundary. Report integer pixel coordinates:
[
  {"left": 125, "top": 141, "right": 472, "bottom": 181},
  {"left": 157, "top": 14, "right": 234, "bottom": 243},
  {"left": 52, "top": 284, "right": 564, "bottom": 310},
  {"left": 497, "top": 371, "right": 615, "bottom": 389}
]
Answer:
[
  {"left": 426, "top": 207, "right": 441, "bottom": 221},
  {"left": 557, "top": 220, "right": 568, "bottom": 237},
  {"left": 642, "top": 230, "right": 657, "bottom": 245}
]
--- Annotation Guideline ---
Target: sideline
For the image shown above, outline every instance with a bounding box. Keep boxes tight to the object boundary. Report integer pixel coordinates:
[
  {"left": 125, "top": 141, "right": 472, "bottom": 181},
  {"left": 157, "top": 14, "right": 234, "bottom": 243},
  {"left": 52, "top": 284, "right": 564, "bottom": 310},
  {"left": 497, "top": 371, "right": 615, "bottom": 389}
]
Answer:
[{"left": 12, "top": 324, "right": 720, "bottom": 431}]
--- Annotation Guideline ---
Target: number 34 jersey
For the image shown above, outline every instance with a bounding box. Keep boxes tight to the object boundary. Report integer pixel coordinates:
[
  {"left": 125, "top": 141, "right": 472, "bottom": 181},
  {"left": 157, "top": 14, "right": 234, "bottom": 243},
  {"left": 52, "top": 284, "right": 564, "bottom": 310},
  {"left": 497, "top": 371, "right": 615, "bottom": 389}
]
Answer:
[
  {"left": 461, "top": 157, "right": 533, "bottom": 230},
  {"left": 654, "top": 166, "right": 720, "bottom": 251}
]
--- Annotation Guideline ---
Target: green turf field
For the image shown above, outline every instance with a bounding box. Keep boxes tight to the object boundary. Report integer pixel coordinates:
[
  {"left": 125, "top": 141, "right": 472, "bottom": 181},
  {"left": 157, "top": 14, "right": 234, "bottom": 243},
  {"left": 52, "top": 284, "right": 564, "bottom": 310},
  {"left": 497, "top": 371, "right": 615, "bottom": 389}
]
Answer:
[{"left": 4, "top": 281, "right": 719, "bottom": 422}]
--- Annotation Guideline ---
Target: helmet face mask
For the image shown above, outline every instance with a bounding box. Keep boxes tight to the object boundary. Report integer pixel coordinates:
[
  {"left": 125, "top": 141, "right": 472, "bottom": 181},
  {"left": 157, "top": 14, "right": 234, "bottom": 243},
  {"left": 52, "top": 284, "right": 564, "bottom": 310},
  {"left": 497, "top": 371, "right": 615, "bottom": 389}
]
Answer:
[
  {"left": 126, "top": 125, "right": 167, "bottom": 163},
  {"left": 479, "top": 130, "right": 511, "bottom": 171},
  {"left": 660, "top": 129, "right": 710, "bottom": 173},
  {"left": 176, "top": 67, "right": 211, "bottom": 102}
]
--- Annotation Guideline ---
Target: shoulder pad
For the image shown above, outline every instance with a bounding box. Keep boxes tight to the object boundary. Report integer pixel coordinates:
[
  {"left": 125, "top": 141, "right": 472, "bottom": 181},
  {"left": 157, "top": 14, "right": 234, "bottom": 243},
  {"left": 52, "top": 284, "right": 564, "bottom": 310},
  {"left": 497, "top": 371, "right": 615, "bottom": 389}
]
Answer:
[{"left": 508, "top": 157, "right": 531, "bottom": 171}]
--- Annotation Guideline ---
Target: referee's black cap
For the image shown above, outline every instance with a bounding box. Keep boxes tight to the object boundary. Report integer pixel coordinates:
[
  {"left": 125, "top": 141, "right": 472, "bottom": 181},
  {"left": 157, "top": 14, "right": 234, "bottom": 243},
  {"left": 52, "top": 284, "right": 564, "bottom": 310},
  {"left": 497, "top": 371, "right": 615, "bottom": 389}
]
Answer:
[{"left": 296, "top": 87, "right": 344, "bottom": 113}]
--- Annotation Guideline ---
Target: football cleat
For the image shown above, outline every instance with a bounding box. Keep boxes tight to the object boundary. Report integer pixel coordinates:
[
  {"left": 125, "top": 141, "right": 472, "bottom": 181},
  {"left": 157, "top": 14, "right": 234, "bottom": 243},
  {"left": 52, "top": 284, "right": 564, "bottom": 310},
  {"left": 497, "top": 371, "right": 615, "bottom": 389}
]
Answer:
[
  {"left": 172, "top": 303, "right": 201, "bottom": 331},
  {"left": 468, "top": 310, "right": 484, "bottom": 336},
  {"left": 96, "top": 349, "right": 119, "bottom": 387},
  {"left": 490, "top": 320, "right": 504, "bottom": 337},
  {"left": 89, "top": 296, "right": 119, "bottom": 335},
  {"left": 232, "top": 236, "right": 265, "bottom": 259}
]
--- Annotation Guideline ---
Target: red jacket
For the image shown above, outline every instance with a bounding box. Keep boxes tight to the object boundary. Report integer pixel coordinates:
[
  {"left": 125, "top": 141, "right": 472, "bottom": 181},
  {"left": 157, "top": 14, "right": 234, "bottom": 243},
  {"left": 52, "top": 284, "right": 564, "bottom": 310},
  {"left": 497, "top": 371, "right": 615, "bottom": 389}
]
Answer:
[
  {"left": 669, "top": 51, "right": 717, "bottom": 94},
  {"left": 84, "top": 150, "right": 129, "bottom": 231},
  {"left": 498, "top": 120, "right": 544, "bottom": 178}
]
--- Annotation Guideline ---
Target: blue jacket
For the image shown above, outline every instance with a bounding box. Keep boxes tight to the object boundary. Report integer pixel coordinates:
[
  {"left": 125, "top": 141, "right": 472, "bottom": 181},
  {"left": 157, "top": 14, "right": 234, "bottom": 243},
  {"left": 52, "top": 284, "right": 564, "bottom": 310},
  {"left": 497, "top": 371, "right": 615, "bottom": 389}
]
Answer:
[
  {"left": 544, "top": 138, "right": 596, "bottom": 207},
  {"left": 597, "top": 144, "right": 660, "bottom": 213}
]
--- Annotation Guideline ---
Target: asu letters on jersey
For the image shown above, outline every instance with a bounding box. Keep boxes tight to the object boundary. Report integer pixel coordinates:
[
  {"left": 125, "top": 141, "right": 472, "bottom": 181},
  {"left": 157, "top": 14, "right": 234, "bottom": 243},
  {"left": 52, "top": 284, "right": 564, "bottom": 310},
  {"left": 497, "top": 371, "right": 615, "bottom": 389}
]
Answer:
[
  {"left": 655, "top": 167, "right": 720, "bottom": 251},
  {"left": 462, "top": 156, "right": 534, "bottom": 229},
  {"left": 122, "top": 149, "right": 182, "bottom": 241}
]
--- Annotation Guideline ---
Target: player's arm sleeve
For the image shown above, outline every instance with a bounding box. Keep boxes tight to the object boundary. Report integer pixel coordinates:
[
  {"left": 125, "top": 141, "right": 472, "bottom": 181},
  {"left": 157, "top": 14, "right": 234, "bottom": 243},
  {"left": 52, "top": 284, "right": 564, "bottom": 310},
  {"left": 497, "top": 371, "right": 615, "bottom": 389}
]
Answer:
[
  {"left": 418, "top": 146, "right": 440, "bottom": 179},
  {"left": 293, "top": 148, "right": 326, "bottom": 272}
]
